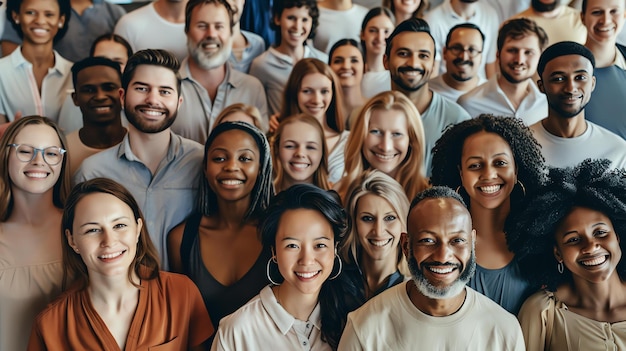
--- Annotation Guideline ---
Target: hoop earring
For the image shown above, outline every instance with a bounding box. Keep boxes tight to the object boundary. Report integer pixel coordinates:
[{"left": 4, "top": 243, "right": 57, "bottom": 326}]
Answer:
[
  {"left": 455, "top": 186, "right": 461, "bottom": 194},
  {"left": 329, "top": 253, "right": 343, "bottom": 280},
  {"left": 557, "top": 261, "right": 564, "bottom": 274},
  {"left": 266, "top": 256, "right": 282, "bottom": 285},
  {"left": 517, "top": 180, "right": 526, "bottom": 197}
]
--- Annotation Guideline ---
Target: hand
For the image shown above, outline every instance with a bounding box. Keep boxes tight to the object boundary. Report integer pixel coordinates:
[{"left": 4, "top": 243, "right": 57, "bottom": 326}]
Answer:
[{"left": 268, "top": 113, "right": 280, "bottom": 133}]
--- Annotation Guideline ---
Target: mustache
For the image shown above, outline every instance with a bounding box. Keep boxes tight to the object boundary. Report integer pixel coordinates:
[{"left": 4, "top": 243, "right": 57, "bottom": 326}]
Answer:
[
  {"left": 398, "top": 66, "right": 425, "bottom": 75},
  {"left": 452, "top": 58, "right": 473, "bottom": 66},
  {"left": 198, "top": 38, "right": 220, "bottom": 48}
]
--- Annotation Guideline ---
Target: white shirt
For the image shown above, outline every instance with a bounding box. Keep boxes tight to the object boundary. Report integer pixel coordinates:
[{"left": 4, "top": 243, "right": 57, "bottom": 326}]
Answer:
[
  {"left": 211, "top": 286, "right": 330, "bottom": 351},
  {"left": 428, "top": 74, "right": 487, "bottom": 103},
  {"left": 313, "top": 5, "right": 369, "bottom": 53},
  {"left": 362, "top": 70, "right": 391, "bottom": 99}
]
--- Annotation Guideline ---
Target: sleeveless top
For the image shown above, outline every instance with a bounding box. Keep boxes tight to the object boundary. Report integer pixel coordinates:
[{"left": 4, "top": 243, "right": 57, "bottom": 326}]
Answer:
[{"left": 182, "top": 213, "right": 271, "bottom": 327}]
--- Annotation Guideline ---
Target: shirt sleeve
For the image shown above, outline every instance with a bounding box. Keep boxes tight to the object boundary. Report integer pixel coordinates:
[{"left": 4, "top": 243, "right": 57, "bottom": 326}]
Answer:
[
  {"left": 26, "top": 321, "right": 47, "bottom": 351},
  {"left": 517, "top": 291, "right": 550, "bottom": 351},
  {"left": 185, "top": 278, "right": 214, "bottom": 347},
  {"left": 337, "top": 317, "right": 363, "bottom": 351}
]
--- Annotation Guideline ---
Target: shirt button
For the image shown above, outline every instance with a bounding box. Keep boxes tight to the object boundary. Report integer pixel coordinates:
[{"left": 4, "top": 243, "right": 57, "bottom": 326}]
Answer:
[
  {"left": 303, "top": 341, "right": 307, "bottom": 346},
  {"left": 306, "top": 323, "right": 311, "bottom": 328}
]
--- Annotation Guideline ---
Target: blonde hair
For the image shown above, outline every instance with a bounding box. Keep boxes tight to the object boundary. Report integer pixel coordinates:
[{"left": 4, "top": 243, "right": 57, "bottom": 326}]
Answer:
[
  {"left": 215, "top": 103, "right": 265, "bottom": 131},
  {"left": 340, "top": 91, "right": 428, "bottom": 199}
]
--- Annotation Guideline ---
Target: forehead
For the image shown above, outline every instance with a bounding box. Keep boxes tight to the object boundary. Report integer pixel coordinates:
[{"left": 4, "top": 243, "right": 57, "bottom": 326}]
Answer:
[
  {"left": 585, "top": 0, "right": 625, "bottom": 10},
  {"left": 19, "top": 0, "right": 60, "bottom": 11},
  {"left": 280, "top": 6, "right": 311, "bottom": 18},
  {"left": 369, "top": 108, "right": 408, "bottom": 128},
  {"left": 13, "top": 124, "right": 61, "bottom": 145},
  {"left": 332, "top": 45, "right": 362, "bottom": 58},
  {"left": 366, "top": 14, "right": 394, "bottom": 28},
  {"left": 543, "top": 54, "right": 594, "bottom": 75},
  {"left": 73, "top": 192, "right": 134, "bottom": 221},
  {"left": 449, "top": 28, "right": 483, "bottom": 45},
  {"left": 129, "top": 65, "right": 177, "bottom": 87},
  {"left": 276, "top": 208, "right": 334, "bottom": 240},
  {"left": 501, "top": 34, "right": 541, "bottom": 50},
  {"left": 390, "top": 31, "right": 435, "bottom": 52},
  {"left": 281, "top": 121, "right": 322, "bottom": 141},
  {"left": 77, "top": 65, "right": 120, "bottom": 84},
  {"left": 301, "top": 73, "right": 332, "bottom": 88},
  {"left": 210, "top": 129, "right": 259, "bottom": 151},
  {"left": 461, "top": 131, "right": 513, "bottom": 157},
  {"left": 192, "top": 2, "right": 229, "bottom": 22},
  {"left": 407, "top": 198, "right": 471, "bottom": 234}
]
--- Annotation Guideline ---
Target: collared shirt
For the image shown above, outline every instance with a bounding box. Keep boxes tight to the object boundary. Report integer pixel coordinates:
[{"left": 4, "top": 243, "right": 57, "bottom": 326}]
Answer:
[
  {"left": 174, "top": 60, "right": 268, "bottom": 143},
  {"left": 457, "top": 76, "right": 548, "bottom": 125},
  {"left": 211, "top": 286, "right": 330, "bottom": 351},
  {"left": 228, "top": 30, "right": 266, "bottom": 74},
  {"left": 0, "top": 48, "right": 72, "bottom": 122},
  {"left": 74, "top": 132, "right": 203, "bottom": 270}
]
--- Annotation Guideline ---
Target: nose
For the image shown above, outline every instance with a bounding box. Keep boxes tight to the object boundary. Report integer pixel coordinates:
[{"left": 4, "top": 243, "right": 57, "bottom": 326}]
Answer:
[
  {"left": 408, "top": 53, "right": 420, "bottom": 67},
  {"left": 342, "top": 59, "right": 351, "bottom": 69},
  {"left": 31, "top": 148, "right": 46, "bottom": 165},
  {"left": 432, "top": 242, "right": 453, "bottom": 263},
  {"left": 480, "top": 164, "right": 497, "bottom": 179},
  {"left": 224, "top": 157, "right": 239, "bottom": 171},
  {"left": 379, "top": 133, "right": 393, "bottom": 152},
  {"left": 311, "top": 91, "right": 322, "bottom": 104},
  {"left": 100, "top": 229, "right": 117, "bottom": 248},
  {"left": 377, "top": 30, "right": 386, "bottom": 42},
  {"left": 294, "top": 145, "right": 306, "bottom": 158},
  {"left": 375, "top": 218, "right": 385, "bottom": 236},
  {"left": 601, "top": 10, "right": 611, "bottom": 24},
  {"left": 298, "top": 245, "right": 315, "bottom": 265},
  {"left": 581, "top": 237, "right": 600, "bottom": 254},
  {"left": 563, "top": 77, "right": 577, "bottom": 93},
  {"left": 144, "top": 89, "right": 160, "bottom": 106},
  {"left": 461, "top": 48, "right": 471, "bottom": 61}
]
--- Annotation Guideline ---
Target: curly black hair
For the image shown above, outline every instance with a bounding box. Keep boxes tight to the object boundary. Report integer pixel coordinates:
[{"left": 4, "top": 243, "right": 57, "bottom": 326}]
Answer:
[
  {"left": 430, "top": 114, "right": 546, "bottom": 215},
  {"left": 507, "top": 159, "right": 626, "bottom": 291}
]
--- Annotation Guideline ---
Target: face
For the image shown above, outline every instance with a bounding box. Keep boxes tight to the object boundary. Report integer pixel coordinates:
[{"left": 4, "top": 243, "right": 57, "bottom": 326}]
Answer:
[
  {"left": 219, "top": 111, "right": 257, "bottom": 126},
  {"left": 92, "top": 40, "right": 129, "bottom": 71},
  {"left": 497, "top": 34, "right": 541, "bottom": 84},
  {"left": 459, "top": 131, "right": 517, "bottom": 211},
  {"left": 330, "top": 45, "right": 364, "bottom": 89},
  {"left": 297, "top": 73, "right": 333, "bottom": 121},
  {"left": 384, "top": 31, "right": 435, "bottom": 93},
  {"left": 363, "top": 108, "right": 410, "bottom": 178},
  {"left": 13, "top": 0, "right": 64, "bottom": 45},
  {"left": 205, "top": 129, "right": 260, "bottom": 203},
  {"left": 122, "top": 65, "right": 182, "bottom": 134},
  {"left": 275, "top": 6, "right": 312, "bottom": 49},
  {"left": 8, "top": 124, "right": 64, "bottom": 197},
  {"left": 361, "top": 14, "right": 394, "bottom": 57},
  {"left": 582, "top": 0, "right": 626, "bottom": 45},
  {"left": 275, "top": 209, "right": 335, "bottom": 296},
  {"left": 443, "top": 27, "right": 483, "bottom": 82},
  {"left": 66, "top": 192, "right": 142, "bottom": 279},
  {"left": 278, "top": 121, "right": 323, "bottom": 184},
  {"left": 393, "top": 0, "right": 421, "bottom": 15},
  {"left": 554, "top": 207, "right": 622, "bottom": 284},
  {"left": 531, "top": 0, "right": 558, "bottom": 12},
  {"left": 356, "top": 194, "right": 403, "bottom": 262},
  {"left": 539, "top": 55, "right": 596, "bottom": 119},
  {"left": 73, "top": 66, "right": 122, "bottom": 124},
  {"left": 187, "top": 2, "right": 233, "bottom": 70},
  {"left": 402, "top": 197, "right": 476, "bottom": 299}
]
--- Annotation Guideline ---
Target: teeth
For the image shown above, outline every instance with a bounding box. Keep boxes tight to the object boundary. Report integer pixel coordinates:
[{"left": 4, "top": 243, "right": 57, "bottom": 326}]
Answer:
[
  {"left": 141, "top": 110, "right": 164, "bottom": 116},
  {"left": 296, "top": 271, "right": 319, "bottom": 278},
  {"left": 480, "top": 185, "right": 501, "bottom": 194},
  {"left": 203, "top": 43, "right": 218, "bottom": 49},
  {"left": 375, "top": 153, "right": 396, "bottom": 160},
  {"left": 339, "top": 72, "right": 353, "bottom": 77},
  {"left": 25, "top": 172, "right": 48, "bottom": 178},
  {"left": 291, "top": 163, "right": 310, "bottom": 169},
  {"left": 429, "top": 266, "right": 454, "bottom": 274},
  {"left": 369, "top": 238, "right": 392, "bottom": 247},
  {"left": 404, "top": 71, "right": 420, "bottom": 77},
  {"left": 221, "top": 180, "right": 243, "bottom": 185},
  {"left": 33, "top": 29, "right": 48, "bottom": 35},
  {"left": 581, "top": 256, "right": 607, "bottom": 266},
  {"left": 99, "top": 251, "right": 123, "bottom": 259},
  {"left": 94, "top": 107, "right": 110, "bottom": 112}
]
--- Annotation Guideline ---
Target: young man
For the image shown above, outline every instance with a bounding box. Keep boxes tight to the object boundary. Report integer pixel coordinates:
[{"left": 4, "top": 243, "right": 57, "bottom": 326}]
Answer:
[
  {"left": 457, "top": 18, "right": 549, "bottom": 125},
  {"left": 338, "top": 187, "right": 525, "bottom": 351},
  {"left": 75, "top": 49, "right": 204, "bottom": 270},
  {"left": 226, "top": 0, "right": 265, "bottom": 73},
  {"left": 511, "top": 0, "right": 587, "bottom": 46},
  {"left": 531, "top": 41, "right": 626, "bottom": 170},
  {"left": 174, "top": 0, "right": 267, "bottom": 143}
]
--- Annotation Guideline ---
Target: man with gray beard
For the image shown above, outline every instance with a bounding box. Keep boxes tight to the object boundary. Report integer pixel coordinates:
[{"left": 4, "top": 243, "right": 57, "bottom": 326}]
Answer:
[
  {"left": 173, "top": 0, "right": 268, "bottom": 143},
  {"left": 338, "top": 186, "right": 524, "bottom": 351}
]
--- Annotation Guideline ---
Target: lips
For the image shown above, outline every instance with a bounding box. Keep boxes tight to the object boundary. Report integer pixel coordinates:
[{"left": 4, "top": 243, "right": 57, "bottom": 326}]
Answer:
[
  {"left": 24, "top": 171, "right": 49, "bottom": 179},
  {"left": 479, "top": 184, "right": 501, "bottom": 194},
  {"left": 579, "top": 255, "right": 608, "bottom": 267},
  {"left": 219, "top": 179, "right": 244, "bottom": 185},
  {"left": 373, "top": 152, "right": 398, "bottom": 161},
  {"left": 289, "top": 162, "right": 310, "bottom": 169},
  {"left": 295, "top": 271, "right": 321, "bottom": 279},
  {"left": 368, "top": 238, "right": 393, "bottom": 247}
]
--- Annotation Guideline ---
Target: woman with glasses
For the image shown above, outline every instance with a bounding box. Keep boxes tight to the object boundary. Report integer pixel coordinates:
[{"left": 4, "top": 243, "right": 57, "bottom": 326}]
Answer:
[{"left": 0, "top": 115, "right": 71, "bottom": 351}]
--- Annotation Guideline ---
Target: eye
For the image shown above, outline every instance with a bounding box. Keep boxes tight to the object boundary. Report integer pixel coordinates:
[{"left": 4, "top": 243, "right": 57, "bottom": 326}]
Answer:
[
  {"left": 134, "top": 86, "right": 148, "bottom": 92},
  {"left": 418, "top": 53, "right": 430, "bottom": 59},
  {"left": 45, "top": 149, "right": 60, "bottom": 158},
  {"left": 467, "top": 162, "right": 481, "bottom": 170},
  {"left": 301, "top": 88, "right": 311, "bottom": 94},
  {"left": 159, "top": 90, "right": 172, "bottom": 96},
  {"left": 392, "top": 131, "right": 404, "bottom": 138},
  {"left": 113, "top": 223, "right": 128, "bottom": 229},
  {"left": 285, "top": 243, "right": 299, "bottom": 249},
  {"left": 396, "top": 51, "right": 410, "bottom": 58},
  {"left": 550, "top": 76, "right": 565, "bottom": 83},
  {"left": 368, "top": 129, "right": 382, "bottom": 136},
  {"left": 84, "top": 227, "right": 101, "bottom": 235},
  {"left": 594, "top": 229, "right": 609, "bottom": 237},
  {"left": 102, "top": 84, "right": 119, "bottom": 92},
  {"left": 360, "top": 215, "right": 374, "bottom": 222},
  {"left": 384, "top": 215, "right": 397, "bottom": 221},
  {"left": 321, "top": 89, "right": 331, "bottom": 95},
  {"left": 211, "top": 156, "right": 226, "bottom": 162},
  {"left": 451, "top": 237, "right": 466, "bottom": 244},
  {"left": 306, "top": 145, "right": 318, "bottom": 151},
  {"left": 239, "top": 155, "right": 253, "bottom": 162},
  {"left": 417, "top": 237, "right": 435, "bottom": 244},
  {"left": 316, "top": 243, "right": 328, "bottom": 249},
  {"left": 564, "top": 235, "right": 580, "bottom": 244},
  {"left": 494, "top": 160, "right": 508, "bottom": 167},
  {"left": 575, "top": 74, "right": 588, "bottom": 81},
  {"left": 283, "top": 143, "right": 295, "bottom": 149}
]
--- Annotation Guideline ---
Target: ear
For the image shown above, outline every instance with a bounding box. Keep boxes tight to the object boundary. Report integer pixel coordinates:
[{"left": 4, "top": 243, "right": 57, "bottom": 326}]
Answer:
[
  {"left": 401, "top": 232, "right": 410, "bottom": 259},
  {"left": 119, "top": 88, "right": 126, "bottom": 106},
  {"left": 58, "top": 15, "right": 65, "bottom": 28},
  {"left": 71, "top": 92, "right": 78, "bottom": 106},
  {"left": 11, "top": 11, "right": 18, "bottom": 24},
  {"left": 553, "top": 246, "right": 563, "bottom": 263},
  {"left": 177, "top": 94, "right": 183, "bottom": 110},
  {"left": 470, "top": 228, "right": 476, "bottom": 243},
  {"left": 458, "top": 164, "right": 464, "bottom": 184},
  {"left": 591, "top": 75, "right": 596, "bottom": 93},
  {"left": 273, "top": 14, "right": 281, "bottom": 28},
  {"left": 537, "top": 79, "right": 545, "bottom": 94},
  {"left": 65, "top": 229, "right": 78, "bottom": 253},
  {"left": 135, "top": 218, "right": 143, "bottom": 244},
  {"left": 383, "top": 54, "right": 389, "bottom": 70}
]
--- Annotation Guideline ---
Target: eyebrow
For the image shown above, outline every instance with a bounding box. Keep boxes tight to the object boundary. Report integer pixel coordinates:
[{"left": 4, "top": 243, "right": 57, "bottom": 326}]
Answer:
[
  {"left": 396, "top": 47, "right": 432, "bottom": 55},
  {"left": 418, "top": 229, "right": 468, "bottom": 236},
  {"left": 79, "top": 216, "right": 130, "bottom": 228},
  {"left": 465, "top": 152, "right": 510, "bottom": 160},
  {"left": 210, "top": 147, "right": 257, "bottom": 154},
  {"left": 131, "top": 81, "right": 175, "bottom": 91},
  {"left": 281, "top": 236, "right": 331, "bottom": 241},
  {"left": 561, "top": 222, "right": 609, "bottom": 237},
  {"left": 548, "top": 69, "right": 590, "bottom": 77}
]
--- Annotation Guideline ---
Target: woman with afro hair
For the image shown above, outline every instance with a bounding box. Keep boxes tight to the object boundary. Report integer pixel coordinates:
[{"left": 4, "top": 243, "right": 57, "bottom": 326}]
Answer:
[
  {"left": 512, "top": 159, "right": 626, "bottom": 351},
  {"left": 430, "top": 114, "right": 546, "bottom": 314}
]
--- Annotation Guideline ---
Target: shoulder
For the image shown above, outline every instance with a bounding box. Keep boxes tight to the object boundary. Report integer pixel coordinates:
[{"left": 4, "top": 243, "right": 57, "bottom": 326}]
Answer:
[
  {"left": 349, "top": 282, "right": 407, "bottom": 323},
  {"left": 468, "top": 288, "right": 523, "bottom": 331},
  {"left": 233, "top": 70, "right": 264, "bottom": 89},
  {"left": 34, "top": 289, "right": 80, "bottom": 327},
  {"left": 518, "top": 290, "right": 553, "bottom": 317},
  {"left": 432, "top": 92, "right": 471, "bottom": 120}
]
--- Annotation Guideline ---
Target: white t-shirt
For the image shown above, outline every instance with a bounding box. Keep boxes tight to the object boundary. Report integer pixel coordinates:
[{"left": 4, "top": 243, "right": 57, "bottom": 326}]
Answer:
[
  {"left": 361, "top": 71, "right": 391, "bottom": 99},
  {"left": 429, "top": 74, "right": 487, "bottom": 103},
  {"left": 511, "top": 6, "right": 587, "bottom": 47},
  {"left": 313, "top": 5, "right": 369, "bottom": 53}
]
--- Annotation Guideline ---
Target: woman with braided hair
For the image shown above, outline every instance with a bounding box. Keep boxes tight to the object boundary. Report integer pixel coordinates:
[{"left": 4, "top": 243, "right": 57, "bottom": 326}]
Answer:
[{"left": 512, "top": 159, "right": 626, "bottom": 351}]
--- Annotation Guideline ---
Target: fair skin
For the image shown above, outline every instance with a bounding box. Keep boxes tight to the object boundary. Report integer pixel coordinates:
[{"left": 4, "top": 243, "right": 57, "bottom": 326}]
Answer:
[
  {"left": 460, "top": 131, "right": 516, "bottom": 269},
  {"left": 272, "top": 209, "right": 336, "bottom": 321},
  {"left": 496, "top": 34, "right": 542, "bottom": 111},
  {"left": 530, "top": 0, "right": 565, "bottom": 18},
  {"left": 92, "top": 40, "right": 129, "bottom": 71},
  {"left": 361, "top": 14, "right": 394, "bottom": 72},
  {"left": 297, "top": 73, "right": 341, "bottom": 152},
  {"left": 442, "top": 27, "right": 484, "bottom": 92},
  {"left": 553, "top": 207, "right": 626, "bottom": 323},
  {"left": 392, "top": 0, "right": 421, "bottom": 22},
  {"left": 330, "top": 45, "right": 365, "bottom": 118},
  {"left": 582, "top": 0, "right": 626, "bottom": 67},
  {"left": 363, "top": 108, "right": 410, "bottom": 178},
  {"left": 278, "top": 121, "right": 324, "bottom": 189},
  {"left": 274, "top": 6, "right": 312, "bottom": 61},
  {"left": 226, "top": 0, "right": 249, "bottom": 57}
]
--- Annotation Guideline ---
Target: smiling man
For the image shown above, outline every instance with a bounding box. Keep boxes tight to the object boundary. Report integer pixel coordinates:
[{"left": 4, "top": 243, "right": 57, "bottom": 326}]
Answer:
[
  {"left": 338, "top": 186, "right": 524, "bottom": 351},
  {"left": 530, "top": 41, "right": 626, "bottom": 170}
]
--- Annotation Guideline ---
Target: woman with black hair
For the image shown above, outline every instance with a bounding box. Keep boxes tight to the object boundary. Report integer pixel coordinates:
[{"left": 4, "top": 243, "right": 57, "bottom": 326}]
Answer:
[
  {"left": 512, "top": 159, "right": 626, "bottom": 351},
  {"left": 430, "top": 114, "right": 546, "bottom": 314},
  {"left": 212, "top": 184, "right": 349, "bottom": 351}
]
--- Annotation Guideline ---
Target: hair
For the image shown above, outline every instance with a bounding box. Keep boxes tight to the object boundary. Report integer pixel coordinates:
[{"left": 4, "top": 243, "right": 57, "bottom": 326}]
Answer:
[
  {"left": 71, "top": 56, "right": 123, "bottom": 90},
  {"left": 260, "top": 183, "right": 348, "bottom": 349},
  {"left": 7, "top": 0, "right": 71, "bottom": 42},
  {"left": 341, "top": 90, "right": 428, "bottom": 199},
  {"left": 537, "top": 41, "right": 596, "bottom": 77},
  {"left": 0, "top": 116, "right": 71, "bottom": 221},
  {"left": 121, "top": 49, "right": 182, "bottom": 96},
  {"left": 272, "top": 113, "right": 331, "bottom": 193},
  {"left": 497, "top": 18, "right": 549, "bottom": 52},
  {"left": 341, "top": 170, "right": 410, "bottom": 272},
  {"left": 279, "top": 58, "right": 345, "bottom": 134},
  {"left": 214, "top": 103, "right": 264, "bottom": 130},
  {"left": 61, "top": 178, "right": 160, "bottom": 290},
  {"left": 185, "top": 0, "right": 235, "bottom": 33},
  {"left": 430, "top": 114, "right": 546, "bottom": 217},
  {"left": 385, "top": 17, "right": 435, "bottom": 58},
  {"left": 89, "top": 33, "right": 133, "bottom": 60},
  {"left": 329, "top": 39, "right": 365, "bottom": 66},
  {"left": 383, "top": 0, "right": 429, "bottom": 20},
  {"left": 508, "top": 159, "right": 626, "bottom": 291},
  {"left": 271, "top": 0, "right": 319, "bottom": 44},
  {"left": 445, "top": 22, "right": 485, "bottom": 48},
  {"left": 410, "top": 185, "right": 467, "bottom": 211},
  {"left": 197, "top": 121, "right": 274, "bottom": 220}
]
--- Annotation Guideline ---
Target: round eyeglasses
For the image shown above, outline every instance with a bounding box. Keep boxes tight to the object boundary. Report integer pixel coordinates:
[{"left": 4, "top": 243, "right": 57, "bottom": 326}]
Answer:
[
  {"left": 446, "top": 45, "right": 482, "bottom": 58},
  {"left": 7, "top": 144, "right": 67, "bottom": 165}
]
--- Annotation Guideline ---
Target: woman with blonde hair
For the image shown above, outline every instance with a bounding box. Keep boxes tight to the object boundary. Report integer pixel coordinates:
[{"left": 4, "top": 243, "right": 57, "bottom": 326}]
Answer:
[
  {"left": 215, "top": 103, "right": 264, "bottom": 130},
  {"left": 337, "top": 90, "right": 428, "bottom": 200}
]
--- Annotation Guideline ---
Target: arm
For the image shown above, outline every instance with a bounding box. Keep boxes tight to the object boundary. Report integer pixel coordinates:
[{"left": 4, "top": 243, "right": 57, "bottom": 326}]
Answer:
[
  {"left": 517, "top": 291, "right": 550, "bottom": 351},
  {"left": 167, "top": 223, "right": 185, "bottom": 274},
  {"left": 26, "top": 322, "right": 47, "bottom": 351},
  {"left": 337, "top": 317, "right": 364, "bottom": 351},
  {"left": 485, "top": 61, "right": 497, "bottom": 80}
]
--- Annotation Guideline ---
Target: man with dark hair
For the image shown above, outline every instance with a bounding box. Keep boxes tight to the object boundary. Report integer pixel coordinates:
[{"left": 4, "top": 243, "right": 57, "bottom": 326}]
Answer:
[
  {"left": 75, "top": 49, "right": 203, "bottom": 270},
  {"left": 458, "top": 18, "right": 549, "bottom": 125},
  {"left": 530, "top": 41, "right": 626, "bottom": 170},
  {"left": 338, "top": 186, "right": 524, "bottom": 351},
  {"left": 511, "top": 0, "right": 587, "bottom": 46},
  {"left": 384, "top": 18, "right": 470, "bottom": 174}
]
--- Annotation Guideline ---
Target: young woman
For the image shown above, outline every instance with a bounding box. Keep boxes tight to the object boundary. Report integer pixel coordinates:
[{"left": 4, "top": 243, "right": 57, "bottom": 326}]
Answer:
[
  {"left": 211, "top": 184, "right": 348, "bottom": 350},
  {"left": 328, "top": 39, "right": 366, "bottom": 122},
  {"left": 168, "top": 121, "right": 274, "bottom": 328},
  {"left": 383, "top": 0, "right": 428, "bottom": 23},
  {"left": 340, "top": 170, "right": 409, "bottom": 307},
  {"left": 28, "top": 178, "right": 212, "bottom": 350},
  {"left": 430, "top": 114, "right": 546, "bottom": 314},
  {"left": 273, "top": 113, "right": 331, "bottom": 193},
  {"left": 280, "top": 58, "right": 348, "bottom": 184},
  {"left": 215, "top": 103, "right": 264, "bottom": 130},
  {"left": 0, "top": 116, "right": 70, "bottom": 351},
  {"left": 511, "top": 159, "right": 626, "bottom": 351},
  {"left": 359, "top": 7, "right": 394, "bottom": 99},
  {"left": 338, "top": 90, "right": 428, "bottom": 200},
  {"left": 90, "top": 33, "right": 133, "bottom": 72}
]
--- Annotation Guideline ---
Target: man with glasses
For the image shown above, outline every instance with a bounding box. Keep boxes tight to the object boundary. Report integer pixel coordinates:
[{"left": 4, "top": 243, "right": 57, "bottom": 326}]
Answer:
[
  {"left": 458, "top": 18, "right": 548, "bottom": 125},
  {"left": 429, "top": 23, "right": 487, "bottom": 102}
]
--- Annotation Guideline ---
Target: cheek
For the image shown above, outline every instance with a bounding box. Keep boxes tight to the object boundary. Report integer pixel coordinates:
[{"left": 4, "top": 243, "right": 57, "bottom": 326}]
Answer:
[{"left": 397, "top": 137, "right": 410, "bottom": 154}]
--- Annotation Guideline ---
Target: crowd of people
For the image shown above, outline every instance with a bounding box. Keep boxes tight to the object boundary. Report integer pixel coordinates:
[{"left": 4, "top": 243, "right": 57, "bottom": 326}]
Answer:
[{"left": 1, "top": 0, "right": 626, "bottom": 349}]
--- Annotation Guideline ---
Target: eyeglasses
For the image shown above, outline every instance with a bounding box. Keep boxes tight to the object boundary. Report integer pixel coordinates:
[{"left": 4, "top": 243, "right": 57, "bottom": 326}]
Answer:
[
  {"left": 7, "top": 144, "right": 66, "bottom": 165},
  {"left": 446, "top": 45, "right": 482, "bottom": 58}
]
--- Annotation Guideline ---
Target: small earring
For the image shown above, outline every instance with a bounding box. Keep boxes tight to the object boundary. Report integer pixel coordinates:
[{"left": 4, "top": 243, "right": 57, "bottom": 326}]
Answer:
[
  {"left": 58, "top": 23, "right": 63, "bottom": 28},
  {"left": 15, "top": 20, "right": 19, "bottom": 24},
  {"left": 455, "top": 186, "right": 461, "bottom": 194},
  {"left": 557, "top": 261, "right": 564, "bottom": 274},
  {"left": 73, "top": 248, "right": 79, "bottom": 254}
]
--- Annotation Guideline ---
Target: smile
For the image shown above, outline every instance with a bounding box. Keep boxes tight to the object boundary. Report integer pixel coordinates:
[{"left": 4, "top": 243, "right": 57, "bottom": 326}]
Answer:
[
  {"left": 98, "top": 250, "right": 125, "bottom": 260},
  {"left": 579, "top": 255, "right": 608, "bottom": 267},
  {"left": 24, "top": 171, "right": 49, "bottom": 178},
  {"left": 139, "top": 108, "right": 165, "bottom": 116},
  {"left": 220, "top": 179, "right": 243, "bottom": 185},
  {"left": 374, "top": 153, "right": 398, "bottom": 161},
  {"left": 290, "top": 162, "right": 310, "bottom": 169},
  {"left": 428, "top": 266, "right": 456, "bottom": 274},
  {"left": 369, "top": 238, "right": 393, "bottom": 247},
  {"left": 295, "top": 271, "right": 321, "bottom": 279},
  {"left": 479, "top": 185, "right": 501, "bottom": 194}
]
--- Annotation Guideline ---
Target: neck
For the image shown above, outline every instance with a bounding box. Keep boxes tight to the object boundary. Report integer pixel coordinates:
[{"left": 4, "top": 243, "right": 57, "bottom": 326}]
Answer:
[
  {"left": 127, "top": 127, "right": 171, "bottom": 171},
  {"left": 542, "top": 113, "right": 587, "bottom": 138},
  {"left": 366, "top": 53, "right": 385, "bottom": 72},
  {"left": 393, "top": 83, "right": 432, "bottom": 113},
  {"left": 153, "top": 0, "right": 187, "bottom": 23},
  {"left": 87, "top": 271, "right": 140, "bottom": 310},
  {"left": 585, "top": 40, "right": 617, "bottom": 68},
  {"left": 469, "top": 200, "right": 510, "bottom": 239},
  {"left": 531, "top": 4, "right": 563, "bottom": 18},
  {"left": 273, "top": 284, "right": 319, "bottom": 321},
  {"left": 8, "top": 190, "right": 61, "bottom": 225},
  {"left": 80, "top": 119, "right": 126, "bottom": 149},
  {"left": 451, "top": 0, "right": 475, "bottom": 19},
  {"left": 569, "top": 274, "right": 626, "bottom": 311},
  {"left": 341, "top": 85, "right": 365, "bottom": 113},
  {"left": 497, "top": 75, "right": 531, "bottom": 108},
  {"left": 441, "top": 73, "right": 479, "bottom": 92},
  {"left": 408, "top": 280, "right": 466, "bottom": 316},
  {"left": 188, "top": 58, "right": 227, "bottom": 85},
  {"left": 275, "top": 41, "right": 305, "bottom": 62},
  {"left": 394, "top": 10, "right": 413, "bottom": 23},
  {"left": 319, "top": 0, "right": 351, "bottom": 11},
  {"left": 215, "top": 196, "right": 252, "bottom": 227},
  {"left": 359, "top": 251, "right": 398, "bottom": 296},
  {"left": 20, "top": 44, "right": 55, "bottom": 66}
]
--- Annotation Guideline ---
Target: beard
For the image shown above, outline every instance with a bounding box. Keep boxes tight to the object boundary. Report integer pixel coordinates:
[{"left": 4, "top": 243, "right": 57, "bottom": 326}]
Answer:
[
  {"left": 125, "top": 103, "right": 178, "bottom": 133},
  {"left": 500, "top": 65, "right": 532, "bottom": 84},
  {"left": 547, "top": 96, "right": 588, "bottom": 119},
  {"left": 450, "top": 58, "right": 475, "bottom": 82},
  {"left": 532, "top": 0, "right": 558, "bottom": 12},
  {"left": 188, "top": 36, "right": 233, "bottom": 71},
  {"left": 391, "top": 67, "right": 428, "bottom": 92}
]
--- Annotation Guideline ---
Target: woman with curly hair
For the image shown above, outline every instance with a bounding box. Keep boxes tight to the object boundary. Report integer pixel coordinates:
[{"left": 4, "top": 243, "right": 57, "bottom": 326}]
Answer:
[
  {"left": 430, "top": 114, "right": 546, "bottom": 314},
  {"left": 511, "top": 159, "right": 626, "bottom": 351}
]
